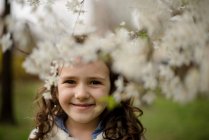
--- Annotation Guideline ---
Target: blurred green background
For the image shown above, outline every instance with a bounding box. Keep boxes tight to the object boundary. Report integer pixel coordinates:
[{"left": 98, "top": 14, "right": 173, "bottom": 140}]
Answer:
[{"left": 0, "top": 53, "right": 209, "bottom": 140}]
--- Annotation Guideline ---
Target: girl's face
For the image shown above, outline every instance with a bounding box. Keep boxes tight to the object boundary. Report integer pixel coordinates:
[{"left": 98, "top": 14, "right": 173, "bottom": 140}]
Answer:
[{"left": 57, "top": 60, "right": 110, "bottom": 124}]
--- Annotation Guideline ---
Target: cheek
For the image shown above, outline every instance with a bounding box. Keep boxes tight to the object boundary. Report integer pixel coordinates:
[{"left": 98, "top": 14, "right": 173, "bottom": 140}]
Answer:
[
  {"left": 92, "top": 87, "right": 110, "bottom": 99},
  {"left": 57, "top": 86, "right": 73, "bottom": 103}
]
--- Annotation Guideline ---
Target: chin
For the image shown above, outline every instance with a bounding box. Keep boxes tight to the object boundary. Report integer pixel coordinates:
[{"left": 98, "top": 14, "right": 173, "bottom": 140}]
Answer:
[{"left": 72, "top": 116, "right": 97, "bottom": 124}]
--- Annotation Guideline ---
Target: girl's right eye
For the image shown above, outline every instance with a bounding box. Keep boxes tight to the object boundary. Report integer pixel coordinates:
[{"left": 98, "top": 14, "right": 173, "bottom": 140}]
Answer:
[{"left": 63, "top": 80, "right": 76, "bottom": 84}]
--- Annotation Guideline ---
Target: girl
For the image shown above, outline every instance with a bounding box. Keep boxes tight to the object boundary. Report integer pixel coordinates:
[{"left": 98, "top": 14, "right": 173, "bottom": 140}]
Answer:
[{"left": 29, "top": 37, "right": 144, "bottom": 140}]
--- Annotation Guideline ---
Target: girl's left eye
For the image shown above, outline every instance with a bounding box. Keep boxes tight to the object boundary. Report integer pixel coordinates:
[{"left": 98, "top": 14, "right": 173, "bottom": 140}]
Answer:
[{"left": 90, "top": 80, "right": 102, "bottom": 85}]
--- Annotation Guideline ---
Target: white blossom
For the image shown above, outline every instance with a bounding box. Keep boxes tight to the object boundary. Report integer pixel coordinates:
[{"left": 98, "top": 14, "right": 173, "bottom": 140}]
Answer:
[
  {"left": 44, "top": 75, "right": 58, "bottom": 90},
  {"left": 142, "top": 91, "right": 156, "bottom": 105},
  {"left": 184, "top": 68, "right": 200, "bottom": 100},
  {"left": 114, "top": 76, "right": 124, "bottom": 93},
  {"left": 124, "top": 83, "right": 140, "bottom": 101},
  {"left": 66, "top": 0, "right": 84, "bottom": 13},
  {"left": 42, "top": 91, "right": 52, "bottom": 100},
  {"left": 0, "top": 33, "right": 13, "bottom": 53},
  {"left": 112, "top": 91, "right": 122, "bottom": 103},
  {"left": 23, "top": 41, "right": 59, "bottom": 79}
]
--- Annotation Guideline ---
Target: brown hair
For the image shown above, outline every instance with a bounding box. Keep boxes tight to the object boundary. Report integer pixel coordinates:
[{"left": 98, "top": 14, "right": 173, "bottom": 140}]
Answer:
[
  {"left": 101, "top": 70, "right": 145, "bottom": 140},
  {"left": 29, "top": 85, "right": 64, "bottom": 140},
  {"left": 101, "top": 100, "right": 144, "bottom": 140}
]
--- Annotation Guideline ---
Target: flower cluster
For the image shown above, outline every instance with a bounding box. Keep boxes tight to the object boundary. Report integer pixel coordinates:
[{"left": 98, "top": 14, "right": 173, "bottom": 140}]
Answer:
[
  {"left": 1, "top": 0, "right": 209, "bottom": 106},
  {"left": 23, "top": 28, "right": 158, "bottom": 106}
]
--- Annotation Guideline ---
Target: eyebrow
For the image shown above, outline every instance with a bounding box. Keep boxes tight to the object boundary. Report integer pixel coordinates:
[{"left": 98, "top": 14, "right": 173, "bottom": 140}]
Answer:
[
  {"left": 59, "top": 76, "right": 107, "bottom": 81},
  {"left": 88, "top": 77, "right": 107, "bottom": 81},
  {"left": 59, "top": 76, "right": 76, "bottom": 81}
]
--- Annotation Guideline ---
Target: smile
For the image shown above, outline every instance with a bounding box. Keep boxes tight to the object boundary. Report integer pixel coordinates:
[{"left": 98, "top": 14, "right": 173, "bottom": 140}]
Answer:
[
  {"left": 70, "top": 103, "right": 95, "bottom": 111},
  {"left": 71, "top": 103, "right": 95, "bottom": 107}
]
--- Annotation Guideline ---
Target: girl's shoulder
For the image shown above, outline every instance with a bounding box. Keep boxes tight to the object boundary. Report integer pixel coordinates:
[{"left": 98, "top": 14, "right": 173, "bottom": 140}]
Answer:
[
  {"left": 28, "top": 128, "right": 38, "bottom": 139},
  {"left": 28, "top": 126, "right": 76, "bottom": 140},
  {"left": 28, "top": 126, "right": 105, "bottom": 140}
]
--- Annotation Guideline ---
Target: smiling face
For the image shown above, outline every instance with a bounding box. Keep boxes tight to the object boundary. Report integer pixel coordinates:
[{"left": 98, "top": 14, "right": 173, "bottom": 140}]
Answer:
[{"left": 57, "top": 60, "right": 110, "bottom": 125}]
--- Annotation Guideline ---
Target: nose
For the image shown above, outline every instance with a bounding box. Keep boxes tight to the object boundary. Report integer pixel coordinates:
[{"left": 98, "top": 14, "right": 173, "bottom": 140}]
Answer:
[{"left": 74, "top": 83, "right": 90, "bottom": 100}]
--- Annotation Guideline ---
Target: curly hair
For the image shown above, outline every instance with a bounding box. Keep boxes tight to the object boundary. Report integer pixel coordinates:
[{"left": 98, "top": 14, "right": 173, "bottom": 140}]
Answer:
[
  {"left": 29, "top": 85, "right": 63, "bottom": 140},
  {"left": 101, "top": 71, "right": 145, "bottom": 140},
  {"left": 101, "top": 100, "right": 144, "bottom": 140}
]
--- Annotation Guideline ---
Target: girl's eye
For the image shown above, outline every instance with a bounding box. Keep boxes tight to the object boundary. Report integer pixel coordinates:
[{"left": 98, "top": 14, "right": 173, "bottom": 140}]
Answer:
[
  {"left": 90, "top": 80, "right": 102, "bottom": 85},
  {"left": 64, "top": 80, "right": 76, "bottom": 84}
]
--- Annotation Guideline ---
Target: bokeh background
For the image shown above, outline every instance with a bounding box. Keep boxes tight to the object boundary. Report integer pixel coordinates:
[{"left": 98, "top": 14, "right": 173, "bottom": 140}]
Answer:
[{"left": 1, "top": 0, "right": 209, "bottom": 140}]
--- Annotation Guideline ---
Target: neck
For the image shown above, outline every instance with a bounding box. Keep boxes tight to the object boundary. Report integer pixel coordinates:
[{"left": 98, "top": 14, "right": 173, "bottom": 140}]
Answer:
[{"left": 66, "top": 118, "right": 99, "bottom": 140}]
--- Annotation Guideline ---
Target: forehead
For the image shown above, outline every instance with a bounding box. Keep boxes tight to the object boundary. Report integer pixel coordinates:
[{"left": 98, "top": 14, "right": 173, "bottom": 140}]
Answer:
[{"left": 59, "top": 60, "right": 109, "bottom": 77}]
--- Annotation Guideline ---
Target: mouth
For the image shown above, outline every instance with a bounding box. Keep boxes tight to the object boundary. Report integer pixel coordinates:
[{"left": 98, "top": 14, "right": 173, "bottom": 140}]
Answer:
[{"left": 70, "top": 103, "right": 95, "bottom": 107}]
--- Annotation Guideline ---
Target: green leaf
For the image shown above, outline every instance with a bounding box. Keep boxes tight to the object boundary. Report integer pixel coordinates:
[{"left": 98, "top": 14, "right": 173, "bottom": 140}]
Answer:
[
  {"left": 137, "top": 30, "right": 148, "bottom": 39},
  {"left": 99, "top": 96, "right": 119, "bottom": 110}
]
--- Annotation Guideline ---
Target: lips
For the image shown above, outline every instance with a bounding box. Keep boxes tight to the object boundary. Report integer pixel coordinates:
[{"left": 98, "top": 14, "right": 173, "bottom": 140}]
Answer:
[
  {"left": 71, "top": 103, "right": 95, "bottom": 107},
  {"left": 70, "top": 103, "right": 95, "bottom": 111}
]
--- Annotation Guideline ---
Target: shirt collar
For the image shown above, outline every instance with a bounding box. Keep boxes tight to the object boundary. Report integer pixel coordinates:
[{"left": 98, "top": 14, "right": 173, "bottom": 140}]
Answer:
[{"left": 55, "top": 116, "right": 103, "bottom": 139}]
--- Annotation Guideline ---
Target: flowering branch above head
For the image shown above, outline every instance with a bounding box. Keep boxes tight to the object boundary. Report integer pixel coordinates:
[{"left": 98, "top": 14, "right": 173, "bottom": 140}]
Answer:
[{"left": 23, "top": 0, "right": 209, "bottom": 105}]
